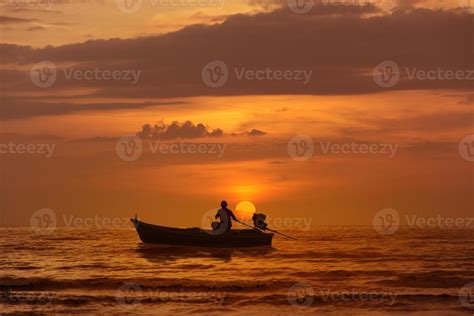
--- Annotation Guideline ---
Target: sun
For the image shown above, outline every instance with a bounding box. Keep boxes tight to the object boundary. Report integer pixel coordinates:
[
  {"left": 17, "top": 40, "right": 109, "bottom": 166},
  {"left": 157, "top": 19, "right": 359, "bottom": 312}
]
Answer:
[{"left": 234, "top": 201, "right": 257, "bottom": 220}]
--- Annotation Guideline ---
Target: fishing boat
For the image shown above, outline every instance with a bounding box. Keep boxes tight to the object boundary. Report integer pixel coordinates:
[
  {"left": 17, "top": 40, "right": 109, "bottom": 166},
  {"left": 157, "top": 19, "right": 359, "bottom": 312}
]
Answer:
[{"left": 131, "top": 218, "right": 274, "bottom": 247}]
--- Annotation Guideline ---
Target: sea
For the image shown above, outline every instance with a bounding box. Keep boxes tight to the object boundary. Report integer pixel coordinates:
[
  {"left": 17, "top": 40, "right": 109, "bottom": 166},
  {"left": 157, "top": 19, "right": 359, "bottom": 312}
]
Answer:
[{"left": 1, "top": 226, "right": 473, "bottom": 315}]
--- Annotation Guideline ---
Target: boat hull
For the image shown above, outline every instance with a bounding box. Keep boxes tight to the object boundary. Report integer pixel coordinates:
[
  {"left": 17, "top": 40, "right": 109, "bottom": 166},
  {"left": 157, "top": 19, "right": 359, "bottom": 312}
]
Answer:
[{"left": 131, "top": 219, "right": 273, "bottom": 247}]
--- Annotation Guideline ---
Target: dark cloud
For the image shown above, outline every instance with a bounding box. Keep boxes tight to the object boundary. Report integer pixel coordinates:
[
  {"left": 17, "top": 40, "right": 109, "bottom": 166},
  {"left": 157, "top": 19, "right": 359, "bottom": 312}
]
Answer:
[
  {"left": 395, "top": 0, "right": 425, "bottom": 11},
  {"left": 27, "top": 26, "right": 46, "bottom": 31},
  {"left": 0, "top": 16, "right": 37, "bottom": 24},
  {"left": 247, "top": 129, "right": 267, "bottom": 136},
  {"left": 137, "top": 121, "right": 266, "bottom": 140},
  {"left": 69, "top": 136, "right": 118, "bottom": 143},
  {"left": 0, "top": 96, "right": 186, "bottom": 120},
  {"left": 0, "top": 7, "right": 472, "bottom": 105},
  {"left": 248, "top": 0, "right": 381, "bottom": 13}
]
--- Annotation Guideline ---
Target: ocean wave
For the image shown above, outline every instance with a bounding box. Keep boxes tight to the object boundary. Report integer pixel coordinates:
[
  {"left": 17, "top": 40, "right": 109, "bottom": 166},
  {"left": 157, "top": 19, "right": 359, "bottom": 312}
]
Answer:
[
  {"left": 0, "top": 276, "right": 283, "bottom": 292},
  {"left": 372, "top": 271, "right": 474, "bottom": 288},
  {"left": 0, "top": 290, "right": 463, "bottom": 309},
  {"left": 288, "top": 269, "right": 398, "bottom": 279},
  {"left": 231, "top": 293, "right": 462, "bottom": 307}
]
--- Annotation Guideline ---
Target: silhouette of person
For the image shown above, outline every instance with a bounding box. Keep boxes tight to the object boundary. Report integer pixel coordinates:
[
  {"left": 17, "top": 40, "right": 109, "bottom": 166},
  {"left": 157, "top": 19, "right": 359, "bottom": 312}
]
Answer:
[{"left": 214, "top": 200, "right": 237, "bottom": 232}]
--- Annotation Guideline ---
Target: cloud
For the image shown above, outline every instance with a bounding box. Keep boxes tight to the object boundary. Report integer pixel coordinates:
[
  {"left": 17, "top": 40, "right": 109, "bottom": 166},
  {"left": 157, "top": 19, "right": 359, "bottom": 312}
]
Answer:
[
  {"left": 137, "top": 121, "right": 266, "bottom": 140},
  {"left": 248, "top": 0, "right": 381, "bottom": 13},
  {"left": 0, "top": 96, "right": 186, "bottom": 120},
  {"left": 27, "top": 26, "right": 46, "bottom": 31},
  {"left": 6, "top": 7, "right": 62, "bottom": 14},
  {"left": 0, "top": 16, "right": 37, "bottom": 24},
  {"left": 335, "top": 108, "right": 473, "bottom": 141},
  {"left": 247, "top": 129, "right": 267, "bottom": 136},
  {"left": 395, "top": 0, "right": 425, "bottom": 10},
  {"left": 458, "top": 94, "right": 474, "bottom": 104},
  {"left": 0, "top": 7, "right": 471, "bottom": 107}
]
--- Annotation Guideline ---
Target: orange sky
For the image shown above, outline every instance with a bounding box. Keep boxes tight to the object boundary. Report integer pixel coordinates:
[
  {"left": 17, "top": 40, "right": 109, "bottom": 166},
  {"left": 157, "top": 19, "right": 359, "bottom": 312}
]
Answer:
[
  {"left": 0, "top": 0, "right": 473, "bottom": 227},
  {"left": 1, "top": 92, "right": 472, "bottom": 226}
]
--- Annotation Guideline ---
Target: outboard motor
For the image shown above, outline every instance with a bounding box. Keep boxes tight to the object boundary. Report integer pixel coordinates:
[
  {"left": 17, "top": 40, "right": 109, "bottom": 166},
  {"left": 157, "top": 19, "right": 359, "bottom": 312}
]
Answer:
[{"left": 252, "top": 213, "right": 268, "bottom": 230}]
